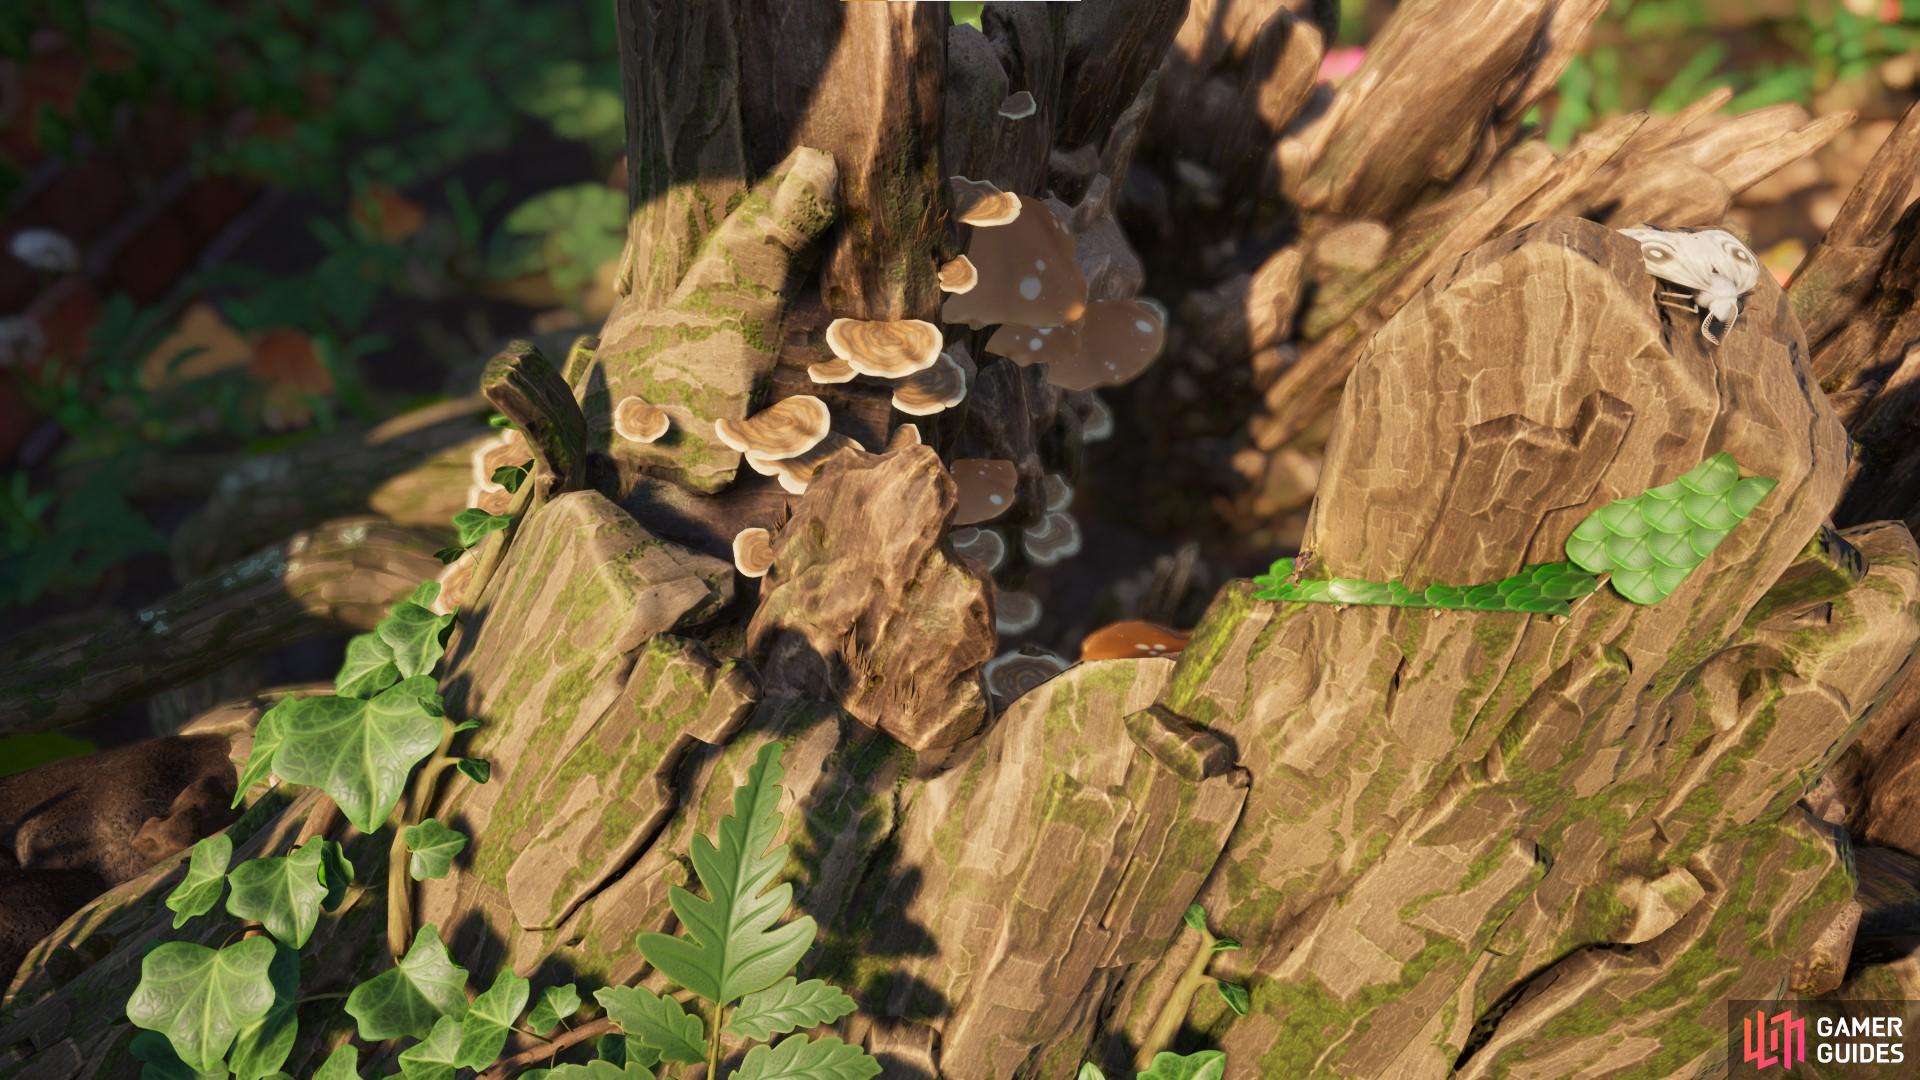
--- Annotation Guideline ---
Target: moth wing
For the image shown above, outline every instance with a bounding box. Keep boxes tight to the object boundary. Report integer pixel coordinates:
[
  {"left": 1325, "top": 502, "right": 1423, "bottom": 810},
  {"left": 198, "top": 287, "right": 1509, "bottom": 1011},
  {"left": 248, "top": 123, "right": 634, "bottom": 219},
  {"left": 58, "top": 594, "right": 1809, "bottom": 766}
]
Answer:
[
  {"left": 1618, "top": 227, "right": 1716, "bottom": 290},
  {"left": 1709, "top": 231, "right": 1762, "bottom": 292}
]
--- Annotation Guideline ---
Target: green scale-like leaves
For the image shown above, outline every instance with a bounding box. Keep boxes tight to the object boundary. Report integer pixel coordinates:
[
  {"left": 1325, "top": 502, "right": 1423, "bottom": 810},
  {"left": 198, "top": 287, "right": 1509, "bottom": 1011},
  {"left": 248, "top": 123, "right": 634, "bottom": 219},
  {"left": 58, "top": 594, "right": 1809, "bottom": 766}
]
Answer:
[
  {"left": 126, "top": 938, "right": 278, "bottom": 1073},
  {"left": 1252, "top": 559, "right": 1599, "bottom": 615},
  {"left": 1564, "top": 451, "right": 1777, "bottom": 604}
]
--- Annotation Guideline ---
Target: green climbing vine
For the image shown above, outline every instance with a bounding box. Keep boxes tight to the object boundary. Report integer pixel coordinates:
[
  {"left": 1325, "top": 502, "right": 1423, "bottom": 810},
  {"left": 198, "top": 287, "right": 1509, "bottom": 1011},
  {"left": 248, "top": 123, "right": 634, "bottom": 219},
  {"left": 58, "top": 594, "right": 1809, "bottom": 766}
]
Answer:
[{"left": 1254, "top": 451, "right": 1779, "bottom": 614}]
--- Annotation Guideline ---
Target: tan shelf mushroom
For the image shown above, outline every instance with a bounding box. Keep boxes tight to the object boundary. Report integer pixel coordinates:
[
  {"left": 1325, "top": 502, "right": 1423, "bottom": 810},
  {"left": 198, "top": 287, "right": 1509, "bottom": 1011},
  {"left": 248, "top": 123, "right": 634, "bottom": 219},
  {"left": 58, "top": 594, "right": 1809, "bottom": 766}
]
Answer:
[
  {"left": 432, "top": 553, "right": 475, "bottom": 617},
  {"left": 1079, "top": 620, "right": 1191, "bottom": 662},
  {"left": 1075, "top": 391, "right": 1115, "bottom": 443},
  {"left": 1022, "top": 511, "right": 1081, "bottom": 566},
  {"left": 807, "top": 358, "right": 859, "bottom": 384},
  {"left": 612, "top": 395, "right": 671, "bottom": 443},
  {"left": 825, "top": 318, "right": 944, "bottom": 378},
  {"left": 471, "top": 429, "right": 529, "bottom": 493},
  {"left": 713, "top": 394, "right": 832, "bottom": 461},
  {"left": 745, "top": 432, "right": 857, "bottom": 495},
  {"left": 1041, "top": 473, "right": 1073, "bottom": 513},
  {"left": 891, "top": 352, "right": 968, "bottom": 416},
  {"left": 887, "top": 423, "right": 922, "bottom": 450},
  {"left": 949, "top": 526, "right": 1007, "bottom": 574},
  {"left": 994, "top": 589, "right": 1042, "bottom": 635},
  {"left": 938, "top": 255, "right": 979, "bottom": 294},
  {"left": 942, "top": 194, "right": 1088, "bottom": 330},
  {"left": 983, "top": 646, "right": 1067, "bottom": 704},
  {"left": 1045, "top": 298, "right": 1167, "bottom": 391},
  {"left": 951, "top": 176, "right": 1021, "bottom": 227},
  {"left": 951, "top": 458, "right": 1019, "bottom": 525},
  {"left": 732, "top": 526, "right": 775, "bottom": 579},
  {"left": 998, "top": 91, "right": 1038, "bottom": 120}
]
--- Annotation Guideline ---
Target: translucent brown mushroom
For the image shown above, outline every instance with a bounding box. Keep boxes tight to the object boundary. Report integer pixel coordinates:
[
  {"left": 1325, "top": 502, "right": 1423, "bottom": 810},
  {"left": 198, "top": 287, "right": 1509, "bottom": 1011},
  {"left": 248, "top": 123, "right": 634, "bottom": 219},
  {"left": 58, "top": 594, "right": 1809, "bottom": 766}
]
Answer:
[
  {"left": 613, "top": 395, "right": 670, "bottom": 443},
  {"left": 1044, "top": 298, "right": 1167, "bottom": 392},
  {"left": 949, "top": 526, "right": 1007, "bottom": 575},
  {"left": 994, "top": 589, "right": 1042, "bottom": 635},
  {"left": 891, "top": 352, "right": 968, "bottom": 416},
  {"left": 713, "top": 394, "right": 832, "bottom": 461},
  {"left": 951, "top": 458, "right": 1019, "bottom": 525},
  {"left": 950, "top": 176, "right": 1022, "bottom": 227},
  {"left": 1022, "top": 511, "right": 1082, "bottom": 566},
  {"left": 938, "top": 255, "right": 979, "bottom": 295},
  {"left": 744, "top": 432, "right": 858, "bottom": 495},
  {"left": 733, "top": 527, "right": 775, "bottom": 579},
  {"left": 984, "top": 322, "right": 1081, "bottom": 368},
  {"left": 983, "top": 646, "right": 1067, "bottom": 704},
  {"left": 1079, "top": 620, "right": 1192, "bottom": 662},
  {"left": 825, "top": 318, "right": 943, "bottom": 378},
  {"left": 943, "top": 194, "right": 1088, "bottom": 330}
]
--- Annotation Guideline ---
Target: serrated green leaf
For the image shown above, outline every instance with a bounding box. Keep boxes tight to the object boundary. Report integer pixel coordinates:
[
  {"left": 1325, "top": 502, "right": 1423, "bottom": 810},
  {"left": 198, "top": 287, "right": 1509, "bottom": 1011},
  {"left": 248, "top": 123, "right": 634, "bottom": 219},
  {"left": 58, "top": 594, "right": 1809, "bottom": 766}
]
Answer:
[
  {"left": 317, "top": 838, "right": 355, "bottom": 911},
  {"left": 1182, "top": 904, "right": 1205, "bottom": 932},
  {"left": 454, "top": 507, "right": 511, "bottom": 547},
  {"left": 126, "top": 938, "right": 278, "bottom": 1073},
  {"left": 732, "top": 1034, "right": 881, "bottom": 1080},
  {"left": 526, "top": 983, "right": 581, "bottom": 1034},
  {"left": 1214, "top": 980, "right": 1251, "bottom": 1017},
  {"left": 232, "top": 701, "right": 290, "bottom": 808},
  {"left": 457, "top": 758, "right": 491, "bottom": 784},
  {"left": 453, "top": 968, "right": 530, "bottom": 1068},
  {"left": 725, "top": 978, "right": 857, "bottom": 1042},
  {"left": 335, "top": 633, "right": 401, "bottom": 698},
  {"left": 270, "top": 675, "right": 444, "bottom": 833},
  {"left": 637, "top": 741, "right": 817, "bottom": 1005},
  {"left": 594, "top": 985, "right": 704, "bottom": 1065},
  {"left": 397, "top": 1014, "right": 464, "bottom": 1080},
  {"left": 492, "top": 463, "right": 530, "bottom": 494},
  {"left": 404, "top": 819, "right": 468, "bottom": 881},
  {"left": 129, "top": 1030, "right": 224, "bottom": 1080},
  {"left": 1138, "top": 1050, "right": 1227, "bottom": 1080},
  {"left": 166, "top": 834, "right": 232, "bottom": 929},
  {"left": 313, "top": 1045, "right": 363, "bottom": 1080},
  {"left": 226, "top": 840, "right": 328, "bottom": 948},
  {"left": 378, "top": 598, "right": 454, "bottom": 680},
  {"left": 228, "top": 944, "right": 300, "bottom": 1080},
  {"left": 345, "top": 924, "right": 469, "bottom": 1041}
]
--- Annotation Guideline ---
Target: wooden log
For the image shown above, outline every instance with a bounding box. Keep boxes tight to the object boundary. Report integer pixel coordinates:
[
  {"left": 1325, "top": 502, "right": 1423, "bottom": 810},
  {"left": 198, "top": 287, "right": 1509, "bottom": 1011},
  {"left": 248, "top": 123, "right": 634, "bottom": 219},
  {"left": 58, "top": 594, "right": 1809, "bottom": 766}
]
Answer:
[{"left": 480, "top": 341, "right": 587, "bottom": 496}]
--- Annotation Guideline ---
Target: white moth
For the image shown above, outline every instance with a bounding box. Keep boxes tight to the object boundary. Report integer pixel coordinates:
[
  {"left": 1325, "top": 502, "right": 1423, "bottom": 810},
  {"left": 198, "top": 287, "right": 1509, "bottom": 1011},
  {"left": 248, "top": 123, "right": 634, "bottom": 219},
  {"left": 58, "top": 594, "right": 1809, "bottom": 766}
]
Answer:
[{"left": 1617, "top": 226, "right": 1760, "bottom": 345}]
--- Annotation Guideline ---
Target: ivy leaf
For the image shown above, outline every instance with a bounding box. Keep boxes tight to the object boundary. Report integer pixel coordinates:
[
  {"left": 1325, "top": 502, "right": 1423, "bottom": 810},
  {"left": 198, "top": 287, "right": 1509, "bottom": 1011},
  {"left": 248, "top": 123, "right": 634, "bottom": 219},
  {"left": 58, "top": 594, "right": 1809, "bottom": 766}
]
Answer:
[
  {"left": 1214, "top": 980, "right": 1251, "bottom": 1017},
  {"left": 312, "top": 1045, "right": 363, "bottom": 1080},
  {"left": 397, "top": 1014, "right": 464, "bottom": 1080},
  {"left": 1210, "top": 937, "right": 1241, "bottom": 953},
  {"left": 404, "top": 819, "right": 468, "bottom": 881},
  {"left": 731, "top": 1034, "right": 881, "bottom": 1080},
  {"left": 231, "top": 701, "right": 290, "bottom": 808},
  {"left": 636, "top": 741, "right": 817, "bottom": 1005},
  {"left": 725, "top": 977, "right": 857, "bottom": 1042},
  {"left": 1182, "top": 904, "right": 1206, "bottom": 933},
  {"left": 1076, "top": 1065, "right": 1107, "bottom": 1080},
  {"left": 165, "top": 834, "right": 232, "bottom": 929},
  {"left": 345, "top": 923, "right": 470, "bottom": 1041},
  {"left": 270, "top": 675, "right": 444, "bottom": 833},
  {"left": 452, "top": 719, "right": 481, "bottom": 734},
  {"left": 335, "top": 633, "right": 401, "bottom": 698},
  {"left": 594, "top": 985, "right": 704, "bottom": 1065},
  {"left": 126, "top": 938, "right": 278, "bottom": 1073},
  {"left": 453, "top": 968, "right": 530, "bottom": 1069},
  {"left": 378, "top": 595, "right": 455, "bottom": 680},
  {"left": 434, "top": 546, "right": 466, "bottom": 565},
  {"left": 545, "top": 1064, "right": 651, "bottom": 1080},
  {"left": 1137, "top": 1051, "right": 1227, "bottom": 1080},
  {"left": 457, "top": 757, "right": 491, "bottom": 784},
  {"left": 225, "top": 839, "right": 328, "bottom": 948},
  {"left": 526, "top": 983, "right": 581, "bottom": 1034},
  {"left": 454, "top": 507, "right": 511, "bottom": 548},
  {"left": 128, "top": 1030, "right": 224, "bottom": 1080},
  {"left": 317, "top": 838, "right": 355, "bottom": 911},
  {"left": 487, "top": 412, "right": 513, "bottom": 428},
  {"left": 491, "top": 463, "right": 530, "bottom": 493},
  {"left": 228, "top": 944, "right": 301, "bottom": 1080}
]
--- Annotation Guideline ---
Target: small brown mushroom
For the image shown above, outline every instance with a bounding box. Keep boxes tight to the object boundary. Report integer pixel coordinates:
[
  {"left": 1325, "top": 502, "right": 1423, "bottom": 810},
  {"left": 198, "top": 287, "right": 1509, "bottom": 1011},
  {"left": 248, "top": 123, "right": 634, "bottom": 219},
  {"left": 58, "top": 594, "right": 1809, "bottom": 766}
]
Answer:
[
  {"left": 951, "top": 458, "right": 1019, "bottom": 525},
  {"left": 1022, "top": 511, "right": 1082, "bottom": 566},
  {"left": 825, "top": 318, "right": 943, "bottom": 378},
  {"left": 998, "top": 91, "right": 1037, "bottom": 120},
  {"left": 1079, "top": 620, "right": 1192, "bottom": 662},
  {"left": 733, "top": 527, "right": 775, "bottom": 578},
  {"left": 891, "top": 352, "right": 968, "bottom": 416},
  {"left": 995, "top": 590, "right": 1042, "bottom": 635},
  {"left": 1045, "top": 298, "right": 1167, "bottom": 391},
  {"left": 807, "top": 358, "right": 859, "bottom": 384},
  {"left": 887, "top": 423, "right": 922, "bottom": 450},
  {"left": 432, "top": 553, "right": 475, "bottom": 616},
  {"left": 983, "top": 646, "right": 1065, "bottom": 703},
  {"left": 949, "top": 526, "right": 1007, "bottom": 575},
  {"left": 613, "top": 395, "right": 670, "bottom": 443},
  {"left": 713, "top": 395, "right": 832, "bottom": 461},
  {"left": 746, "top": 432, "right": 858, "bottom": 495},
  {"left": 943, "top": 195, "right": 1088, "bottom": 330},
  {"left": 938, "top": 255, "right": 979, "bottom": 294},
  {"left": 951, "top": 176, "right": 1022, "bottom": 227},
  {"left": 984, "top": 322, "right": 1081, "bottom": 368},
  {"left": 1041, "top": 473, "right": 1073, "bottom": 513}
]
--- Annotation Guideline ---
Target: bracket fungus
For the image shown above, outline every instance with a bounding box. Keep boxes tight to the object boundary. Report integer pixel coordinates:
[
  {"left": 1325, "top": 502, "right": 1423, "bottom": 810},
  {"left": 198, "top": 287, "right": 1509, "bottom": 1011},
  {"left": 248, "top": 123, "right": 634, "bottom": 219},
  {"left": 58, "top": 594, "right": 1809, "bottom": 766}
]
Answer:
[
  {"left": 943, "top": 193, "right": 1088, "bottom": 329},
  {"left": 891, "top": 352, "right": 969, "bottom": 416},
  {"left": 1073, "top": 391, "right": 1115, "bottom": 443},
  {"left": 938, "top": 255, "right": 979, "bottom": 294},
  {"left": 433, "top": 553, "right": 475, "bottom": 616},
  {"left": 983, "top": 646, "right": 1068, "bottom": 704},
  {"left": 995, "top": 589, "right": 1042, "bottom": 635},
  {"left": 472, "top": 429, "right": 530, "bottom": 494},
  {"left": 744, "top": 432, "right": 858, "bottom": 495},
  {"left": 997, "top": 90, "right": 1038, "bottom": 120},
  {"left": 732, "top": 527, "right": 775, "bottom": 578},
  {"left": 807, "top": 358, "right": 859, "bottom": 384},
  {"left": 1079, "top": 620, "right": 1191, "bottom": 662},
  {"left": 887, "top": 423, "right": 922, "bottom": 450},
  {"left": 713, "top": 394, "right": 832, "bottom": 461},
  {"left": 825, "top": 318, "right": 944, "bottom": 378},
  {"left": 1022, "top": 511, "right": 1082, "bottom": 566},
  {"left": 951, "top": 458, "right": 1019, "bottom": 525},
  {"left": 951, "top": 176, "right": 1022, "bottom": 227},
  {"left": 1041, "top": 473, "right": 1073, "bottom": 512},
  {"left": 949, "top": 526, "right": 1007, "bottom": 575},
  {"left": 612, "top": 395, "right": 670, "bottom": 444}
]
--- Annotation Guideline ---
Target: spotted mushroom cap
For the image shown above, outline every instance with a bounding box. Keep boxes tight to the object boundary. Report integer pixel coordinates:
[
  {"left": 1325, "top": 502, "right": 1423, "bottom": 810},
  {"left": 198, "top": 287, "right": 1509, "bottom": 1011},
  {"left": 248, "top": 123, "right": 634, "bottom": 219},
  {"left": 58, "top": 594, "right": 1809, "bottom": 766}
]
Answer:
[
  {"left": 950, "top": 458, "right": 1019, "bottom": 525},
  {"left": 983, "top": 646, "right": 1068, "bottom": 704},
  {"left": 1022, "top": 510, "right": 1081, "bottom": 566},
  {"left": 613, "top": 395, "right": 671, "bottom": 443},
  {"left": 713, "top": 395, "right": 832, "bottom": 461},
  {"left": 733, "top": 527, "right": 775, "bottom": 578},
  {"left": 1079, "top": 620, "right": 1191, "bottom": 662},
  {"left": 891, "top": 352, "right": 968, "bottom": 416},
  {"left": 824, "top": 318, "right": 944, "bottom": 378},
  {"left": 994, "top": 589, "right": 1042, "bottom": 635},
  {"left": 807, "top": 358, "right": 859, "bottom": 384},
  {"left": 984, "top": 321, "right": 1081, "bottom": 368},
  {"left": 938, "top": 255, "right": 979, "bottom": 294},
  {"left": 943, "top": 194, "right": 1088, "bottom": 330},
  {"left": 746, "top": 432, "right": 858, "bottom": 495},
  {"left": 1045, "top": 298, "right": 1167, "bottom": 391}
]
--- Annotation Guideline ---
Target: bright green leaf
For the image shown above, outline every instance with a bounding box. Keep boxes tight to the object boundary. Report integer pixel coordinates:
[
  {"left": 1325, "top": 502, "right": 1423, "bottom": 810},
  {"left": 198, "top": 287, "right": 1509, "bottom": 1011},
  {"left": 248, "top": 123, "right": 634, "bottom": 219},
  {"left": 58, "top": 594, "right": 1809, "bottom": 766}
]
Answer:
[
  {"left": 526, "top": 983, "right": 581, "bottom": 1034},
  {"left": 129, "top": 1030, "right": 224, "bottom": 1080},
  {"left": 377, "top": 596, "right": 454, "bottom": 680},
  {"left": 335, "top": 633, "right": 401, "bottom": 698},
  {"left": 636, "top": 741, "right": 817, "bottom": 1005},
  {"left": 232, "top": 701, "right": 290, "bottom": 808},
  {"left": 1210, "top": 937, "right": 1240, "bottom": 953},
  {"left": 313, "top": 1045, "right": 363, "bottom": 1080},
  {"left": 725, "top": 977, "right": 857, "bottom": 1042},
  {"left": 226, "top": 840, "right": 328, "bottom": 948},
  {"left": 228, "top": 944, "right": 301, "bottom": 1080},
  {"left": 345, "top": 923, "right": 470, "bottom": 1041},
  {"left": 1138, "top": 1050, "right": 1227, "bottom": 1080},
  {"left": 1182, "top": 904, "right": 1205, "bottom": 933},
  {"left": 1214, "top": 980, "right": 1251, "bottom": 1017},
  {"left": 270, "top": 675, "right": 444, "bottom": 833},
  {"left": 434, "top": 546, "right": 465, "bottom": 565},
  {"left": 487, "top": 412, "right": 512, "bottom": 428},
  {"left": 544, "top": 1063, "right": 651, "bottom": 1080},
  {"left": 594, "top": 985, "right": 704, "bottom": 1065},
  {"left": 731, "top": 1034, "right": 881, "bottom": 1080},
  {"left": 454, "top": 507, "right": 510, "bottom": 548},
  {"left": 397, "top": 1014, "right": 464, "bottom": 1080},
  {"left": 404, "top": 819, "right": 468, "bottom": 881},
  {"left": 456, "top": 758, "right": 490, "bottom": 784},
  {"left": 453, "top": 968, "right": 530, "bottom": 1068},
  {"left": 126, "top": 938, "right": 278, "bottom": 1074},
  {"left": 491, "top": 463, "right": 530, "bottom": 493},
  {"left": 166, "top": 834, "right": 232, "bottom": 929},
  {"left": 317, "top": 838, "right": 355, "bottom": 911},
  {"left": 1075, "top": 1065, "right": 1106, "bottom": 1080}
]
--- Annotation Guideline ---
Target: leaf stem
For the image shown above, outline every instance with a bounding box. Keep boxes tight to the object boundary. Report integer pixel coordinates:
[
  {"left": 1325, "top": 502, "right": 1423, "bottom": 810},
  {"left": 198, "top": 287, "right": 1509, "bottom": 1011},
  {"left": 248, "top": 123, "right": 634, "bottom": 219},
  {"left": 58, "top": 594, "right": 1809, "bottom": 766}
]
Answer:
[
  {"left": 708, "top": 1000, "right": 726, "bottom": 1079},
  {"left": 480, "top": 1017, "right": 613, "bottom": 1080},
  {"left": 1135, "top": 922, "right": 1219, "bottom": 1071},
  {"left": 387, "top": 716, "right": 459, "bottom": 959}
]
